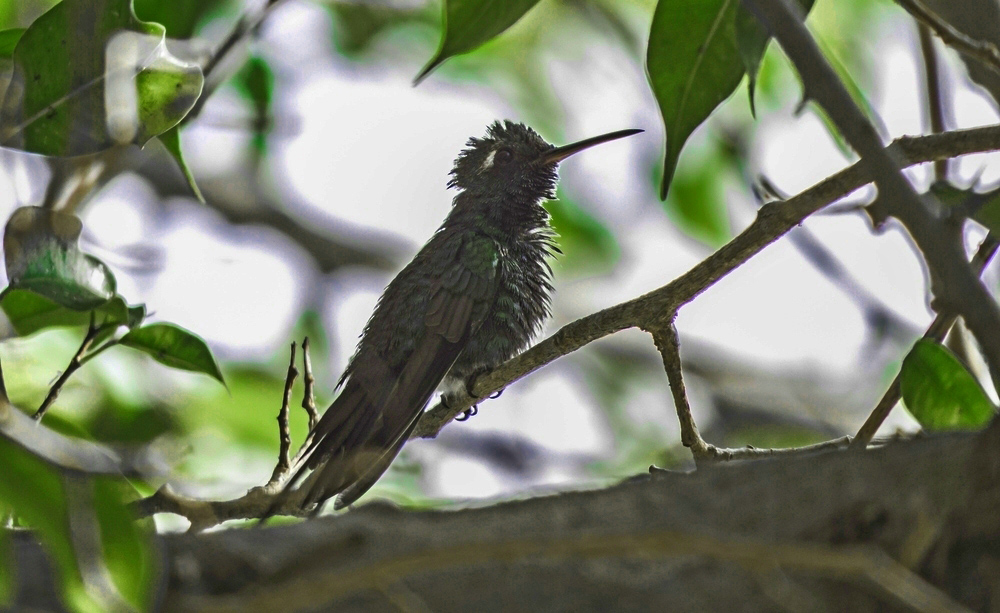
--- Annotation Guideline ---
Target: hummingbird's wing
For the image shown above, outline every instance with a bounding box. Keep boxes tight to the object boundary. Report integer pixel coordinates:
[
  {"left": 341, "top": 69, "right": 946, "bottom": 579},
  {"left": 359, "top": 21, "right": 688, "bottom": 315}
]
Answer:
[{"left": 281, "top": 234, "right": 499, "bottom": 513}]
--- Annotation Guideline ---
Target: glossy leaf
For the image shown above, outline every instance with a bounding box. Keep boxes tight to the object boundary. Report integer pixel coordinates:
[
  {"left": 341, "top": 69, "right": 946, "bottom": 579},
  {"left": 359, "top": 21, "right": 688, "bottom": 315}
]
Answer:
[
  {"left": 734, "top": 0, "right": 814, "bottom": 116},
  {"left": 232, "top": 56, "right": 273, "bottom": 155},
  {"left": 900, "top": 339, "right": 996, "bottom": 431},
  {"left": 120, "top": 323, "right": 225, "bottom": 383},
  {"left": 647, "top": 0, "right": 746, "bottom": 198},
  {"left": 0, "top": 0, "right": 204, "bottom": 156},
  {"left": 133, "top": 0, "right": 229, "bottom": 38},
  {"left": 0, "top": 290, "right": 144, "bottom": 337},
  {"left": 159, "top": 126, "right": 204, "bottom": 202},
  {"left": 0, "top": 27, "right": 22, "bottom": 57},
  {"left": 416, "top": 0, "right": 542, "bottom": 83},
  {"left": 3, "top": 207, "right": 116, "bottom": 310}
]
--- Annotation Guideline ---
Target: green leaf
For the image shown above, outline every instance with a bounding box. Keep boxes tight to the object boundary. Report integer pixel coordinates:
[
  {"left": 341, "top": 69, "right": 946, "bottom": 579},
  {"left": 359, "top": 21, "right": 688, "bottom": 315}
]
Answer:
[
  {"left": 0, "top": 27, "right": 23, "bottom": 57},
  {"left": 544, "top": 193, "right": 620, "bottom": 274},
  {"left": 133, "top": 0, "right": 230, "bottom": 39},
  {"left": 734, "top": 0, "right": 814, "bottom": 117},
  {"left": 0, "top": 290, "right": 143, "bottom": 337},
  {"left": 92, "top": 477, "right": 157, "bottom": 611},
  {"left": 415, "top": 0, "right": 543, "bottom": 83},
  {"left": 159, "top": 126, "right": 204, "bottom": 203},
  {"left": 328, "top": 3, "right": 432, "bottom": 56},
  {"left": 120, "top": 323, "right": 225, "bottom": 383},
  {"left": 647, "top": 0, "right": 746, "bottom": 199},
  {"left": 0, "top": 0, "right": 204, "bottom": 156},
  {"left": 232, "top": 55, "right": 273, "bottom": 155},
  {"left": 900, "top": 339, "right": 996, "bottom": 431},
  {"left": 4, "top": 207, "right": 116, "bottom": 310},
  {"left": 0, "top": 436, "right": 97, "bottom": 612},
  {"left": 661, "top": 146, "right": 731, "bottom": 245}
]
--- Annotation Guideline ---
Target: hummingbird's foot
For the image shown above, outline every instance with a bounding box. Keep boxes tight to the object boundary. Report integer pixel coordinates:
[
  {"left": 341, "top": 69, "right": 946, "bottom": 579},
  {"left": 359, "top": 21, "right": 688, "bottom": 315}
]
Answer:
[
  {"left": 455, "top": 405, "right": 478, "bottom": 421},
  {"left": 488, "top": 388, "right": 504, "bottom": 400}
]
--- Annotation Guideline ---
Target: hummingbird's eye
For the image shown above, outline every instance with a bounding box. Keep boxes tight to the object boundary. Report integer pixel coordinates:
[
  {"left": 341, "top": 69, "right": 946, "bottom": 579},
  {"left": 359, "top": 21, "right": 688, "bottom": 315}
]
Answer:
[{"left": 495, "top": 148, "right": 513, "bottom": 164}]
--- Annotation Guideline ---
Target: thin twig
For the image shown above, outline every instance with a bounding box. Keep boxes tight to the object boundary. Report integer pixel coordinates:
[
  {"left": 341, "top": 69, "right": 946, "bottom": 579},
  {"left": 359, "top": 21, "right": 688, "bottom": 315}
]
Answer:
[
  {"left": 33, "top": 313, "right": 100, "bottom": 422},
  {"left": 267, "top": 342, "right": 298, "bottom": 487},
  {"left": 918, "top": 24, "right": 948, "bottom": 180},
  {"left": 647, "top": 321, "right": 851, "bottom": 464},
  {"left": 301, "top": 337, "right": 319, "bottom": 430},
  {"left": 895, "top": 0, "right": 1000, "bottom": 77},
  {"left": 853, "top": 234, "right": 1000, "bottom": 447},
  {"left": 188, "top": 0, "right": 289, "bottom": 120},
  {"left": 412, "top": 123, "right": 1000, "bottom": 440}
]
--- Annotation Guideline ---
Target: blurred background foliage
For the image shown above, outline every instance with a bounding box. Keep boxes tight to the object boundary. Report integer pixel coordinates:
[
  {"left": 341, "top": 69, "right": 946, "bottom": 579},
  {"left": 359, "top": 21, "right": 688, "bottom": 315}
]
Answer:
[
  {"left": 0, "top": 0, "right": 936, "bottom": 514},
  {"left": 2, "top": 0, "right": 999, "bottom": 608}
]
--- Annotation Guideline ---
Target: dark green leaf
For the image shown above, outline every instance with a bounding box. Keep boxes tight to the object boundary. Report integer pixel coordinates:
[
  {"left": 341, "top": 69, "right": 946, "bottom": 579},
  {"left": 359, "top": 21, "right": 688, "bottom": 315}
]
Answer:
[
  {"left": 0, "top": 290, "right": 143, "bottom": 337},
  {"left": 0, "top": 27, "right": 23, "bottom": 57},
  {"left": 415, "top": 0, "right": 542, "bottom": 83},
  {"left": 133, "top": 0, "right": 230, "bottom": 39},
  {"left": 159, "top": 126, "right": 204, "bottom": 202},
  {"left": 900, "top": 339, "right": 996, "bottom": 431},
  {"left": 544, "top": 193, "right": 619, "bottom": 273},
  {"left": 120, "top": 323, "right": 225, "bottom": 383},
  {"left": 734, "top": 0, "right": 814, "bottom": 116},
  {"left": 4, "top": 207, "right": 116, "bottom": 310},
  {"left": 92, "top": 477, "right": 157, "bottom": 611},
  {"left": 232, "top": 55, "right": 273, "bottom": 155},
  {"left": 647, "top": 0, "right": 746, "bottom": 198},
  {"left": 0, "top": 0, "right": 204, "bottom": 156},
  {"left": 0, "top": 436, "right": 97, "bottom": 612},
  {"left": 328, "top": 3, "right": 432, "bottom": 56}
]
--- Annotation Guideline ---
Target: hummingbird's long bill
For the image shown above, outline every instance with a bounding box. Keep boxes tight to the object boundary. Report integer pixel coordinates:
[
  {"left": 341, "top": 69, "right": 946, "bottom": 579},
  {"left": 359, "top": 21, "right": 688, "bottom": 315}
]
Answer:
[{"left": 535, "top": 128, "right": 643, "bottom": 165}]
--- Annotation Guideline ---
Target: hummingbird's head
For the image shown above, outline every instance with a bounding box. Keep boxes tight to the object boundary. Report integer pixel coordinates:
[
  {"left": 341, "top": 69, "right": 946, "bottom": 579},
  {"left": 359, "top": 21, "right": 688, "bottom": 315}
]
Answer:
[
  {"left": 448, "top": 121, "right": 643, "bottom": 204},
  {"left": 448, "top": 120, "right": 557, "bottom": 199}
]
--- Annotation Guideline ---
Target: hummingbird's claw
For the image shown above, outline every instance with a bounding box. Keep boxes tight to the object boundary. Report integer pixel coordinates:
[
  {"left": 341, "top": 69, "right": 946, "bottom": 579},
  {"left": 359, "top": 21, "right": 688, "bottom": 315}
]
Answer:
[
  {"left": 455, "top": 405, "right": 479, "bottom": 421},
  {"left": 488, "top": 389, "right": 504, "bottom": 400}
]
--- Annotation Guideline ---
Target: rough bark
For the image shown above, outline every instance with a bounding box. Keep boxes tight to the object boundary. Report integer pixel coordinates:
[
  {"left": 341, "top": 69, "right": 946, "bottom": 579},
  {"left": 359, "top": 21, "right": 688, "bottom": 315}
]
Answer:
[{"left": 11, "top": 418, "right": 1000, "bottom": 612}]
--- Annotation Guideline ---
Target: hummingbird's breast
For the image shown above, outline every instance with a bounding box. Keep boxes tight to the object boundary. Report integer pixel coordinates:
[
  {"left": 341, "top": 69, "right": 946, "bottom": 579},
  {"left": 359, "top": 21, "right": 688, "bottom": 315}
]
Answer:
[{"left": 448, "top": 230, "right": 555, "bottom": 381}]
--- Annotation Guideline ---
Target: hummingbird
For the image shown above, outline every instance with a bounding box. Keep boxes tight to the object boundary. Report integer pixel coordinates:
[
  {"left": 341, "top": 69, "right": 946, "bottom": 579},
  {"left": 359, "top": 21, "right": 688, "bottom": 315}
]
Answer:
[{"left": 277, "top": 121, "right": 641, "bottom": 514}]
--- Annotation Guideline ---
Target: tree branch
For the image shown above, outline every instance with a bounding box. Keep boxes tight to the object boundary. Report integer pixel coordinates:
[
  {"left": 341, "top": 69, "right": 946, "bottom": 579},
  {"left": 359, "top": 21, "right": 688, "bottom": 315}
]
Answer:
[
  {"left": 853, "top": 234, "right": 1000, "bottom": 447},
  {"left": 895, "top": 0, "right": 1000, "bottom": 77},
  {"left": 33, "top": 314, "right": 100, "bottom": 422},
  {"left": 412, "top": 123, "right": 1000, "bottom": 439}
]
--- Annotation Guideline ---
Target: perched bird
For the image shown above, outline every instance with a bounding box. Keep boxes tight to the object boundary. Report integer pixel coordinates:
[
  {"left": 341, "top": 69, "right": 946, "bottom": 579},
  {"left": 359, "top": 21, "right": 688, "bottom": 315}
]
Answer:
[{"left": 277, "top": 121, "right": 641, "bottom": 513}]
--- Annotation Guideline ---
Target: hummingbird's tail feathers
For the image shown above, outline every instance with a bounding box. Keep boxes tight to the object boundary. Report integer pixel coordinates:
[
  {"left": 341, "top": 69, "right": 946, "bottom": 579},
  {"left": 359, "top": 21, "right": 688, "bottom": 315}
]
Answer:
[
  {"left": 335, "top": 412, "right": 422, "bottom": 509},
  {"left": 301, "top": 326, "right": 467, "bottom": 510}
]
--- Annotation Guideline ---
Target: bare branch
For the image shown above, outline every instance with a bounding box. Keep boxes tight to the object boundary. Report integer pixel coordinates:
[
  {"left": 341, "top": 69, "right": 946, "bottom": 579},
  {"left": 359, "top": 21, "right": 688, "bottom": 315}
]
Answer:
[
  {"left": 744, "top": 0, "right": 1000, "bottom": 398},
  {"left": 33, "top": 314, "right": 100, "bottom": 423},
  {"left": 647, "top": 321, "right": 708, "bottom": 455},
  {"left": 918, "top": 24, "right": 948, "bottom": 180},
  {"left": 896, "top": 0, "right": 1000, "bottom": 77},
  {"left": 412, "top": 124, "right": 1000, "bottom": 439},
  {"left": 266, "top": 342, "right": 298, "bottom": 487},
  {"left": 131, "top": 484, "right": 311, "bottom": 533},
  {"left": 301, "top": 337, "right": 319, "bottom": 430}
]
